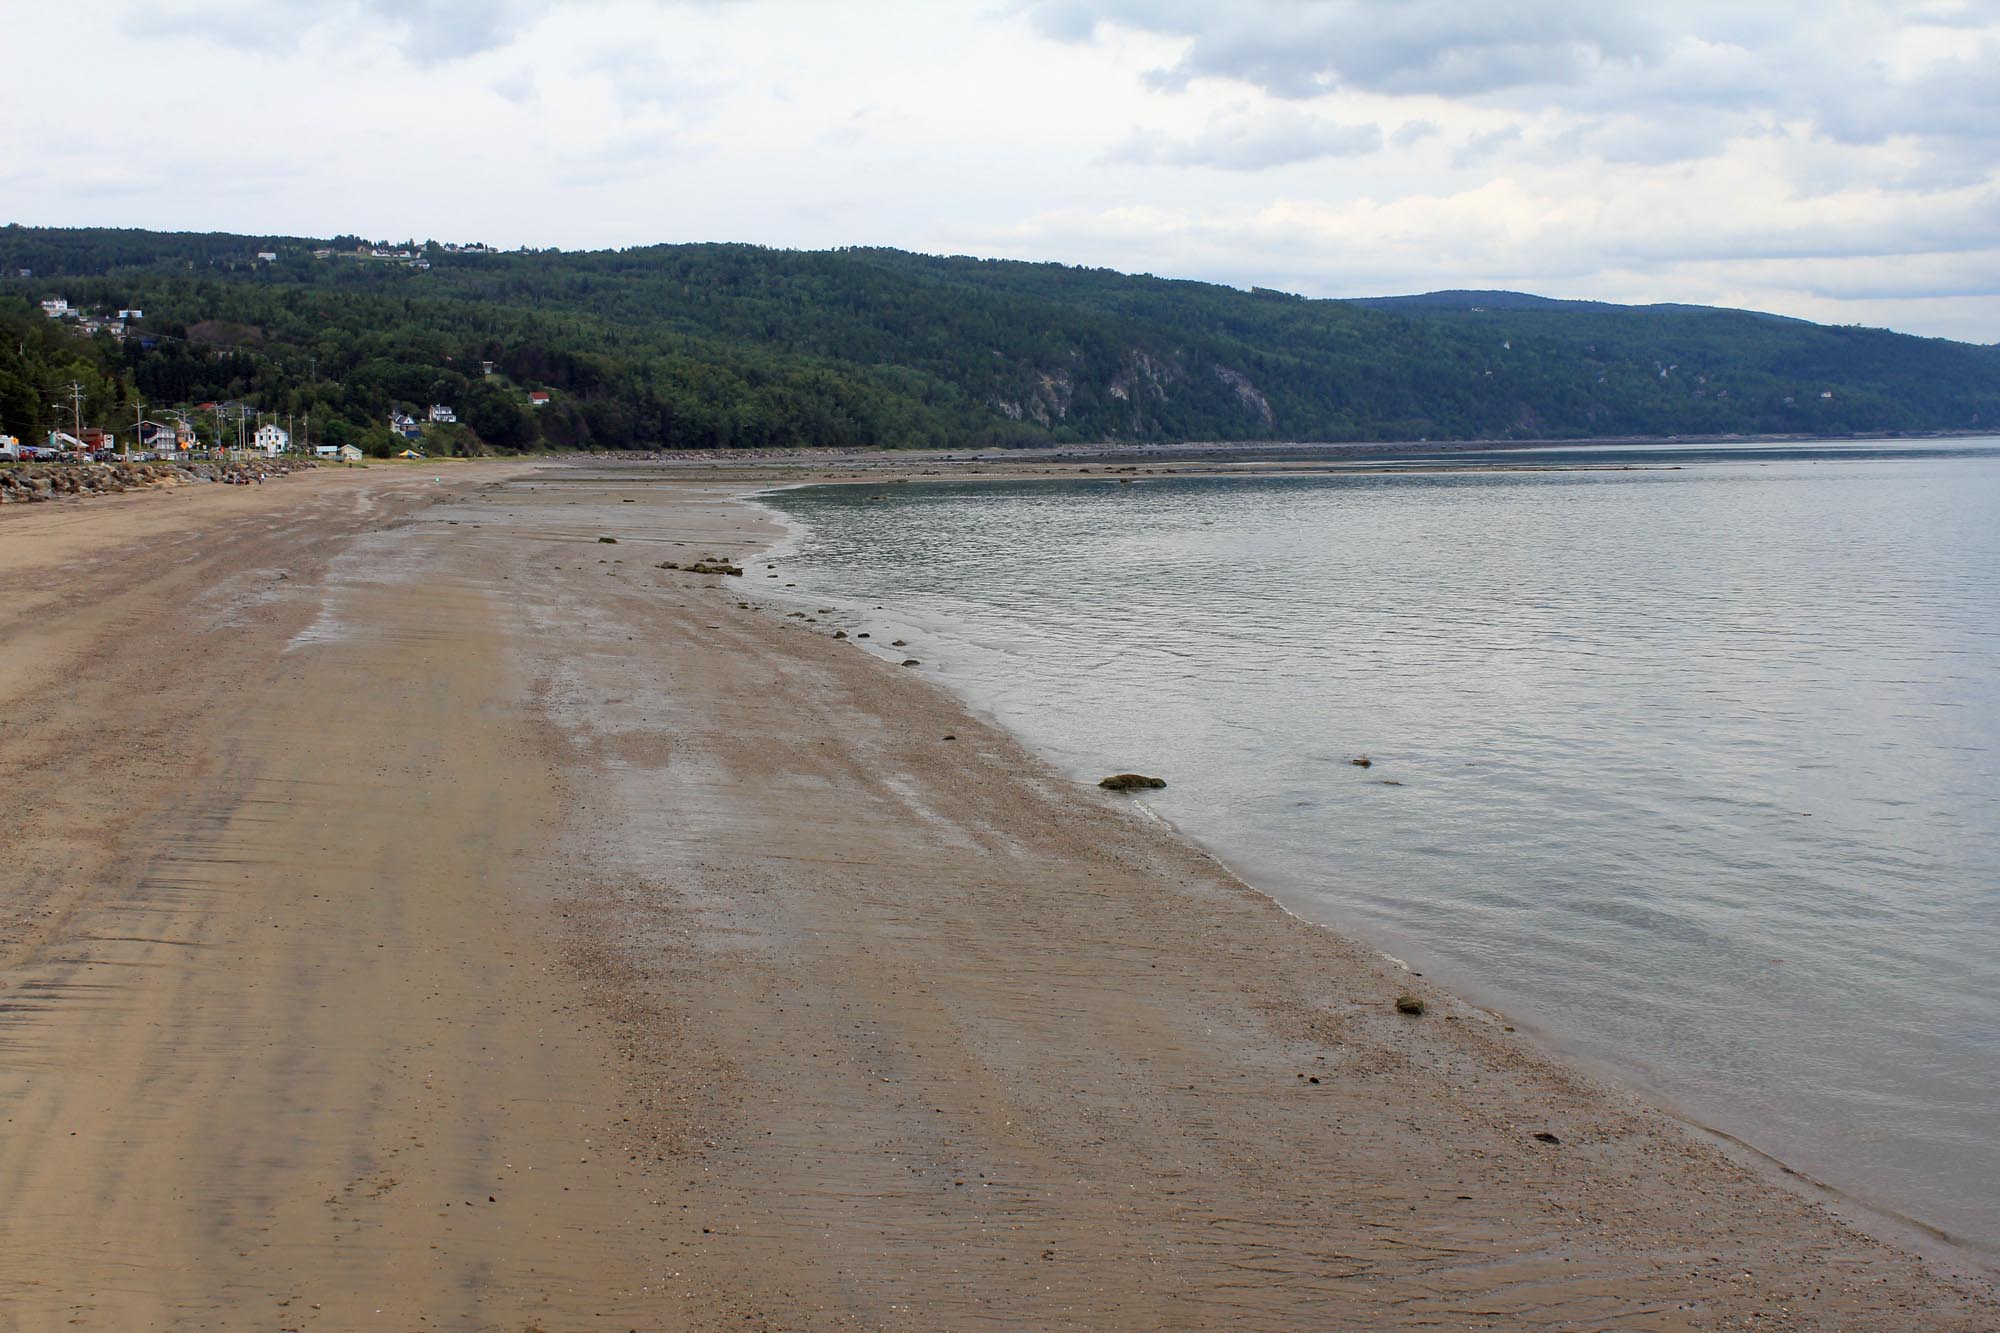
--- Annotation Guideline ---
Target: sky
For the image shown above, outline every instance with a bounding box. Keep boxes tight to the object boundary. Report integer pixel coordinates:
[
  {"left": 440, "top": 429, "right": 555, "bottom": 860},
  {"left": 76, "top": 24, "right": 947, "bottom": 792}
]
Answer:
[{"left": 5, "top": 0, "right": 2000, "bottom": 343}]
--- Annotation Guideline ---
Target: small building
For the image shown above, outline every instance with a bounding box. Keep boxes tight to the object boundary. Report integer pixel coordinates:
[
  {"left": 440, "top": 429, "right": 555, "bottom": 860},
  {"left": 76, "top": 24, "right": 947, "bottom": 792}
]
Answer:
[
  {"left": 40, "top": 298, "right": 70, "bottom": 318},
  {"left": 335, "top": 444, "right": 364, "bottom": 462},
  {"left": 256, "top": 251, "right": 278, "bottom": 262},
  {"left": 117, "top": 308, "right": 144, "bottom": 320},
  {"left": 313, "top": 444, "right": 339, "bottom": 458},
  {"left": 527, "top": 391, "right": 550, "bottom": 408},
  {"left": 428, "top": 404, "right": 457, "bottom": 424},
  {"left": 79, "top": 428, "right": 114, "bottom": 453},
  {"left": 480, "top": 361, "right": 496, "bottom": 376},
  {"left": 389, "top": 410, "right": 423, "bottom": 440},
  {"left": 254, "top": 423, "right": 290, "bottom": 455}
]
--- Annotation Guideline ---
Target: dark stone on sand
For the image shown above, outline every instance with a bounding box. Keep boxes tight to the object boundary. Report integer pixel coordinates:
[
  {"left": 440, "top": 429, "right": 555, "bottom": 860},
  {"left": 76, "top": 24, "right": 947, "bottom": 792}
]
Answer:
[
  {"left": 598, "top": 536, "right": 618, "bottom": 543},
  {"left": 891, "top": 639, "right": 907, "bottom": 647},
  {"left": 657, "top": 561, "right": 680, "bottom": 569},
  {"left": 857, "top": 633, "right": 870, "bottom": 639},
  {"left": 1351, "top": 755, "right": 1373, "bottom": 768},
  {"left": 1099, "top": 773, "right": 1166, "bottom": 791},
  {"left": 1394, "top": 993, "right": 1426, "bottom": 1015},
  {"left": 900, "top": 658, "right": 921, "bottom": 667},
  {"left": 1533, "top": 1131, "right": 1562, "bottom": 1145},
  {"left": 832, "top": 630, "right": 848, "bottom": 639}
]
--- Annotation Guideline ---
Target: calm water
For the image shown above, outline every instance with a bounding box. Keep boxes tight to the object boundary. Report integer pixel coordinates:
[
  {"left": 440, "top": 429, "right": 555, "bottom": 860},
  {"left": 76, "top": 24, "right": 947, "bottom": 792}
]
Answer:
[{"left": 757, "top": 440, "right": 2000, "bottom": 1254}]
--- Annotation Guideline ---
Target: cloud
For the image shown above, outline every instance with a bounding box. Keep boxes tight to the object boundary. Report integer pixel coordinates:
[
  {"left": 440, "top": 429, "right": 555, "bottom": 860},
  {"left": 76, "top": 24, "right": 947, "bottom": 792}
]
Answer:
[
  {"left": 1035, "top": 0, "right": 2000, "bottom": 176},
  {"left": 1035, "top": 0, "right": 1665, "bottom": 98},
  {"left": 1109, "top": 107, "right": 1382, "bottom": 170},
  {"left": 129, "top": 0, "right": 567, "bottom": 63}
]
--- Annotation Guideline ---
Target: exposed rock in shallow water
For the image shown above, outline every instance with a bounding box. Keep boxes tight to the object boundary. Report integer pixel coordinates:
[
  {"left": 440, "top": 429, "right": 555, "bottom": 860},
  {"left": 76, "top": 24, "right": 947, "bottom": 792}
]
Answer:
[{"left": 1099, "top": 773, "right": 1166, "bottom": 791}]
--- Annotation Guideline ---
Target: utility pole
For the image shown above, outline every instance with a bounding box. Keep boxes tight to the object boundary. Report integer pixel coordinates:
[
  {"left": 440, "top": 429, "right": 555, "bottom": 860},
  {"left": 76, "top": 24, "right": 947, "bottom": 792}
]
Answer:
[
  {"left": 131, "top": 400, "right": 145, "bottom": 460},
  {"left": 65, "top": 381, "right": 85, "bottom": 438}
]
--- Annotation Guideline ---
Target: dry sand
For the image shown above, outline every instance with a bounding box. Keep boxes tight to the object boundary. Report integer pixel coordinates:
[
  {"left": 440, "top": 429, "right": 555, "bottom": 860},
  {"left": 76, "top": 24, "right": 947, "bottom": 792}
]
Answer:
[{"left": 0, "top": 460, "right": 1994, "bottom": 1330}]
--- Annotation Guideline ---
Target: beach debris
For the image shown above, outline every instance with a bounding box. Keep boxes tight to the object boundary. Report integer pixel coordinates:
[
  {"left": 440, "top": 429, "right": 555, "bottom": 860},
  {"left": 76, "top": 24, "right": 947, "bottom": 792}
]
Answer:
[
  {"left": 1394, "top": 993, "right": 1426, "bottom": 1015},
  {"left": 857, "top": 633, "right": 870, "bottom": 639},
  {"left": 900, "top": 658, "right": 922, "bottom": 667},
  {"left": 891, "top": 639, "right": 907, "bottom": 647},
  {"left": 597, "top": 536, "right": 618, "bottom": 543},
  {"left": 1351, "top": 755, "right": 1373, "bottom": 768},
  {"left": 1532, "top": 1131, "right": 1562, "bottom": 1145},
  {"left": 942, "top": 734, "right": 956, "bottom": 741},
  {"left": 1377, "top": 779, "right": 1404, "bottom": 787},
  {"left": 833, "top": 630, "right": 848, "bottom": 639},
  {"left": 660, "top": 559, "right": 742, "bottom": 575},
  {"left": 1099, "top": 773, "right": 1166, "bottom": 791}
]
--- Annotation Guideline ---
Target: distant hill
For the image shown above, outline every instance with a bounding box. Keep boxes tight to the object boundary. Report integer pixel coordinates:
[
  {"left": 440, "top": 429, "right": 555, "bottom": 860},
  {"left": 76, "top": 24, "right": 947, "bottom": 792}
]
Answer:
[{"left": 3, "top": 224, "right": 1996, "bottom": 454}]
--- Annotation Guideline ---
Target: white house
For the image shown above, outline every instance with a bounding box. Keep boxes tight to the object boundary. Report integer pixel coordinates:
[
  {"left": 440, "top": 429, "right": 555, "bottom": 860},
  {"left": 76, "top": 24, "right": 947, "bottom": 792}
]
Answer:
[
  {"left": 117, "top": 308, "right": 143, "bottom": 320},
  {"left": 428, "top": 404, "right": 457, "bottom": 424},
  {"left": 313, "top": 443, "right": 340, "bottom": 458},
  {"left": 254, "top": 423, "right": 290, "bottom": 456},
  {"left": 40, "top": 298, "right": 70, "bottom": 317},
  {"left": 335, "top": 444, "right": 363, "bottom": 462},
  {"left": 256, "top": 251, "right": 278, "bottom": 262}
]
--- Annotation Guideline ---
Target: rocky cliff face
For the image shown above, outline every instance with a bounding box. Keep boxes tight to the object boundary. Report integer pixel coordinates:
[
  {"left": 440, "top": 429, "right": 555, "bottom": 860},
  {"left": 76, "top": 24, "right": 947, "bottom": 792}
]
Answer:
[{"left": 996, "top": 350, "right": 1276, "bottom": 439}]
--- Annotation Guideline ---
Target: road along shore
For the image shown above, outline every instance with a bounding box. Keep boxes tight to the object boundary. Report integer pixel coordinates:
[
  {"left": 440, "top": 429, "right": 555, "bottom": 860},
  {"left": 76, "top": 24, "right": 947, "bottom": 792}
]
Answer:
[{"left": 0, "top": 460, "right": 1993, "bottom": 1329}]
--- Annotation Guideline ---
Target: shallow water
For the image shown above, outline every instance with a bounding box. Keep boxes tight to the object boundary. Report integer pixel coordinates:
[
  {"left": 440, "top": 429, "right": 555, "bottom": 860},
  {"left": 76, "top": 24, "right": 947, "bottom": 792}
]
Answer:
[{"left": 758, "top": 439, "right": 2000, "bottom": 1254}]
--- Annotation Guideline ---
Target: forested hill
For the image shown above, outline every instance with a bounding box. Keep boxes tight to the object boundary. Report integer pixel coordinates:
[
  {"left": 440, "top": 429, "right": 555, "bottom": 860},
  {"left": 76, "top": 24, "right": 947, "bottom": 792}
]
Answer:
[{"left": 3, "top": 224, "right": 1997, "bottom": 456}]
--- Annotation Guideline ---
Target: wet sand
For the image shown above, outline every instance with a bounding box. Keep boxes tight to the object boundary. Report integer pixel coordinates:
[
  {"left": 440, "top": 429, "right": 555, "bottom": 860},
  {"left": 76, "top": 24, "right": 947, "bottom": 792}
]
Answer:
[{"left": 0, "top": 460, "right": 1994, "bottom": 1329}]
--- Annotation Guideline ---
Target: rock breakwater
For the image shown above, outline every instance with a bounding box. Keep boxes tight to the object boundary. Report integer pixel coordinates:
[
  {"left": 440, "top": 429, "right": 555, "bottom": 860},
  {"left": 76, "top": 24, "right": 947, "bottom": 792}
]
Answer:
[{"left": 0, "top": 458, "right": 317, "bottom": 505}]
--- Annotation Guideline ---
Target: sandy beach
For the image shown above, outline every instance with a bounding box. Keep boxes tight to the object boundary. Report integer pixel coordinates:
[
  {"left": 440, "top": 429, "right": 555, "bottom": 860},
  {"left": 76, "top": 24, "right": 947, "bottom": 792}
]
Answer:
[{"left": 1, "top": 458, "right": 1995, "bottom": 1330}]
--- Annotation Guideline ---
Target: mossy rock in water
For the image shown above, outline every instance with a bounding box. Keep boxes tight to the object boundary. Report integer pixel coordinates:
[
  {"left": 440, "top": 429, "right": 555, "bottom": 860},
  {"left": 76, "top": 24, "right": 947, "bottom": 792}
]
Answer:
[
  {"left": 1099, "top": 773, "right": 1166, "bottom": 791},
  {"left": 686, "top": 561, "right": 743, "bottom": 575}
]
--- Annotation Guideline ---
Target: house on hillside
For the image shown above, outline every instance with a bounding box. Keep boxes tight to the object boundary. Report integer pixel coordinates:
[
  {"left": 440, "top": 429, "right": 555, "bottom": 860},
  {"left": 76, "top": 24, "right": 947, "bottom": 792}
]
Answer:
[
  {"left": 527, "top": 391, "right": 550, "bottom": 408},
  {"left": 117, "top": 308, "right": 143, "bottom": 320},
  {"left": 40, "top": 298, "right": 70, "bottom": 318},
  {"left": 389, "top": 410, "right": 423, "bottom": 440},
  {"left": 254, "top": 423, "right": 290, "bottom": 455},
  {"left": 428, "top": 404, "right": 457, "bottom": 424},
  {"left": 256, "top": 251, "right": 278, "bottom": 262}
]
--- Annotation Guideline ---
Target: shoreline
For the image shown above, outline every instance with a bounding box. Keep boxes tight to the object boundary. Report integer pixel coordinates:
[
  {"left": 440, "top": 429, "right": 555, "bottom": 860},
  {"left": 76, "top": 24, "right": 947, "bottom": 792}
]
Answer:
[
  {"left": 734, "top": 467, "right": 2000, "bottom": 1281},
  {"left": 1, "top": 461, "right": 1994, "bottom": 1327}
]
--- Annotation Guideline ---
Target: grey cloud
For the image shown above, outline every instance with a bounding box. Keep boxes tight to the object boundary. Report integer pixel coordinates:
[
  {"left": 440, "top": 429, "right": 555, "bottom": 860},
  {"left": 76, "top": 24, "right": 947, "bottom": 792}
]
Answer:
[
  {"left": 1391, "top": 120, "right": 1441, "bottom": 148},
  {"left": 1451, "top": 125, "right": 1522, "bottom": 168},
  {"left": 1110, "top": 108, "right": 1383, "bottom": 170},
  {"left": 1035, "top": 0, "right": 1665, "bottom": 98}
]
